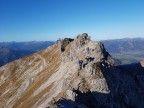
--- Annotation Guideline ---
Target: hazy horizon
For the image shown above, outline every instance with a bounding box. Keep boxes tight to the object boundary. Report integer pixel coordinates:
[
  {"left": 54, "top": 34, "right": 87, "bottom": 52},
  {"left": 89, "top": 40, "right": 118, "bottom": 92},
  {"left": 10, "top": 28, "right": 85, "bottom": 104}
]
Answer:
[
  {"left": 1, "top": 0, "right": 144, "bottom": 41},
  {"left": 0, "top": 36, "right": 144, "bottom": 43}
]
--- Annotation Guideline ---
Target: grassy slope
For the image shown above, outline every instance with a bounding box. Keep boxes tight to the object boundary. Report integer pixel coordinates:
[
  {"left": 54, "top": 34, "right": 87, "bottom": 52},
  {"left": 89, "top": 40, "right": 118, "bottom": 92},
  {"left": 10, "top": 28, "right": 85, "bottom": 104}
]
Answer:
[{"left": 0, "top": 44, "right": 61, "bottom": 108}]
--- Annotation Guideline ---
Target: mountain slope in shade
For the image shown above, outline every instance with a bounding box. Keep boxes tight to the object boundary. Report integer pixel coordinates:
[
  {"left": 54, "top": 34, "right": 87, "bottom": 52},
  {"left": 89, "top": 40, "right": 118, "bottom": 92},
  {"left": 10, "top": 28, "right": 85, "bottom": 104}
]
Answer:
[
  {"left": 1, "top": 34, "right": 144, "bottom": 108},
  {"left": 0, "top": 47, "right": 34, "bottom": 67},
  {"left": 0, "top": 41, "right": 54, "bottom": 67}
]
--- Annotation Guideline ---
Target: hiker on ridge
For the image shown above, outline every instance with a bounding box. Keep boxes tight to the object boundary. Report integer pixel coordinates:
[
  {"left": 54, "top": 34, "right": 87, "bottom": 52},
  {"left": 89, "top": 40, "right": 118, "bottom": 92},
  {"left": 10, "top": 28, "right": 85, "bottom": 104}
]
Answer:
[
  {"left": 79, "top": 58, "right": 83, "bottom": 70},
  {"left": 86, "top": 47, "right": 90, "bottom": 54}
]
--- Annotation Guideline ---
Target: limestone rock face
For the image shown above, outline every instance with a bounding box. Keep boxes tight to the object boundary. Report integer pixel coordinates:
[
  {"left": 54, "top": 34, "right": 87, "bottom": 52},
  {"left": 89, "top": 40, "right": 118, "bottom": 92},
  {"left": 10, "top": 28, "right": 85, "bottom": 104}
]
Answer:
[{"left": 0, "top": 33, "right": 144, "bottom": 108}]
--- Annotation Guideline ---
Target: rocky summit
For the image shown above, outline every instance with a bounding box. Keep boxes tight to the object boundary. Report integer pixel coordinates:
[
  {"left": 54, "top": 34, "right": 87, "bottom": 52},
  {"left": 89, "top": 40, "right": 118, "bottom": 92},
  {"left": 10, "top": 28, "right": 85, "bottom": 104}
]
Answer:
[{"left": 0, "top": 33, "right": 144, "bottom": 108}]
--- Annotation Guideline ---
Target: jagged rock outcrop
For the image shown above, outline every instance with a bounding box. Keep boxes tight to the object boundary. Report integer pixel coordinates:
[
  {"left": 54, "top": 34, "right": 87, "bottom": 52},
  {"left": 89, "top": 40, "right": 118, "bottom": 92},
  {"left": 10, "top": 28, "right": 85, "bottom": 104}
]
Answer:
[{"left": 0, "top": 33, "right": 144, "bottom": 108}]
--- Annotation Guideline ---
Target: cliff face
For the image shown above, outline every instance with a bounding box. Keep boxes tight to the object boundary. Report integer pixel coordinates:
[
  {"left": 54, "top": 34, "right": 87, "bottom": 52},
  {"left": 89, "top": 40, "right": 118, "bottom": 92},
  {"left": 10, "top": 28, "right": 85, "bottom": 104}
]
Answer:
[{"left": 0, "top": 34, "right": 144, "bottom": 108}]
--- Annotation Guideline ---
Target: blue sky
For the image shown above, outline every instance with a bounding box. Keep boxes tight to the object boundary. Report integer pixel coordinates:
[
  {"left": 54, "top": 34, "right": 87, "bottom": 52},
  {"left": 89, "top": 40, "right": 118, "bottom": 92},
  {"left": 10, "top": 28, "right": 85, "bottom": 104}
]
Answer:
[{"left": 0, "top": 0, "right": 144, "bottom": 41}]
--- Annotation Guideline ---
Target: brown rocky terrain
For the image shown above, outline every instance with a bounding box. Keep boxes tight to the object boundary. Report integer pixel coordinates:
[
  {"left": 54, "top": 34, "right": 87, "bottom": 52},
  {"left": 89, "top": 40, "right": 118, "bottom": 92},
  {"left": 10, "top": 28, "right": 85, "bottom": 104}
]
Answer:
[{"left": 0, "top": 33, "right": 144, "bottom": 108}]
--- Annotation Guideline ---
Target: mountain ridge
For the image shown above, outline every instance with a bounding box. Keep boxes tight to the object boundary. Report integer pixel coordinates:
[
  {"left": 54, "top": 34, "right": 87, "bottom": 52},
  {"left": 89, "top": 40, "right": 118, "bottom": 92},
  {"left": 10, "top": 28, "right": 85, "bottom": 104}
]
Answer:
[{"left": 0, "top": 34, "right": 144, "bottom": 108}]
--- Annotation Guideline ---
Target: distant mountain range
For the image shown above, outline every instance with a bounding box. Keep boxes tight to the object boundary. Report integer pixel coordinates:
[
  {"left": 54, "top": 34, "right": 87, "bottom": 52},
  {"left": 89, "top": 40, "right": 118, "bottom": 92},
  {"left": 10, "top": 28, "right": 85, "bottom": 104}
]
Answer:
[
  {"left": 101, "top": 38, "right": 144, "bottom": 64},
  {"left": 0, "top": 38, "right": 144, "bottom": 67},
  {"left": 0, "top": 41, "right": 55, "bottom": 51},
  {"left": 0, "top": 41, "right": 54, "bottom": 67}
]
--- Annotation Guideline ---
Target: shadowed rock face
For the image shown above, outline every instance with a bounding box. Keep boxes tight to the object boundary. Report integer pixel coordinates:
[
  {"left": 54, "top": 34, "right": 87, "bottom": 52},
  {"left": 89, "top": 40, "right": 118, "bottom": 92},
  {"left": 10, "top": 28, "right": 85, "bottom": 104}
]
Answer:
[
  {"left": 0, "top": 33, "right": 144, "bottom": 108},
  {"left": 54, "top": 62, "right": 144, "bottom": 107}
]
